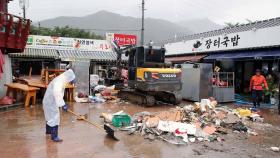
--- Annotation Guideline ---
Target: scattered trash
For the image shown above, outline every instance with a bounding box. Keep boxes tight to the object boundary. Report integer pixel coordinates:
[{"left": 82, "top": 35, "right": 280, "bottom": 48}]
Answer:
[
  {"left": 232, "top": 122, "right": 247, "bottom": 132},
  {"left": 189, "top": 137, "right": 195, "bottom": 143},
  {"left": 155, "top": 110, "right": 184, "bottom": 122},
  {"left": 203, "top": 126, "right": 216, "bottom": 135},
  {"left": 94, "top": 85, "right": 107, "bottom": 92},
  {"left": 157, "top": 121, "right": 196, "bottom": 135},
  {"left": 201, "top": 99, "right": 213, "bottom": 110},
  {"left": 250, "top": 114, "right": 264, "bottom": 123},
  {"left": 103, "top": 96, "right": 118, "bottom": 102},
  {"left": 247, "top": 129, "right": 258, "bottom": 136},
  {"left": 183, "top": 105, "right": 195, "bottom": 113},
  {"left": 197, "top": 137, "right": 204, "bottom": 142},
  {"left": 112, "top": 114, "right": 131, "bottom": 127},
  {"left": 217, "top": 137, "right": 223, "bottom": 142},
  {"left": 76, "top": 114, "right": 88, "bottom": 120},
  {"left": 101, "top": 113, "right": 113, "bottom": 123},
  {"left": 96, "top": 97, "right": 268, "bottom": 146},
  {"left": 90, "top": 74, "right": 100, "bottom": 86},
  {"left": 89, "top": 96, "right": 106, "bottom": 103},
  {"left": 270, "top": 147, "right": 280, "bottom": 152},
  {"left": 74, "top": 96, "right": 89, "bottom": 103},
  {"left": 216, "top": 127, "right": 228, "bottom": 134},
  {"left": 159, "top": 135, "right": 187, "bottom": 145},
  {"left": 216, "top": 111, "right": 226, "bottom": 120},
  {"left": 210, "top": 100, "right": 218, "bottom": 109},
  {"left": 101, "top": 89, "right": 112, "bottom": 97},
  {"left": 237, "top": 108, "right": 252, "bottom": 117},
  {"left": 207, "top": 136, "right": 218, "bottom": 142},
  {"left": 74, "top": 92, "right": 89, "bottom": 103},
  {"left": 224, "top": 114, "right": 240, "bottom": 124},
  {"left": 145, "top": 117, "right": 160, "bottom": 128},
  {"left": 77, "top": 92, "right": 88, "bottom": 98},
  {"left": 215, "top": 119, "right": 221, "bottom": 126},
  {"left": 74, "top": 87, "right": 119, "bottom": 103}
]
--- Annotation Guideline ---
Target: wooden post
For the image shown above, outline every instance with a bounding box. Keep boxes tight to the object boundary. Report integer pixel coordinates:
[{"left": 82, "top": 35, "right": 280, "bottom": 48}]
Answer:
[
  {"left": 40, "top": 68, "right": 44, "bottom": 80},
  {"left": 45, "top": 67, "right": 49, "bottom": 85},
  {"left": 28, "top": 67, "right": 32, "bottom": 79}
]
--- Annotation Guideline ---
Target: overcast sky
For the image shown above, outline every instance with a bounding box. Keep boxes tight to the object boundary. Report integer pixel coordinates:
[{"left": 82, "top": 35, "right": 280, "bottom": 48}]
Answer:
[{"left": 9, "top": 0, "right": 280, "bottom": 24}]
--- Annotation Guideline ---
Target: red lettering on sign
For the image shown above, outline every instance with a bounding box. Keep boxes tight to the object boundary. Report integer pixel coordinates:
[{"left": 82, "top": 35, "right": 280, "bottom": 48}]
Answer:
[{"left": 113, "top": 34, "right": 137, "bottom": 46}]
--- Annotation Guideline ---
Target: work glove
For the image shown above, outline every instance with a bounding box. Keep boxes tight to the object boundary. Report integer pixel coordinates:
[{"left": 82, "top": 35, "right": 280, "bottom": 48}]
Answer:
[{"left": 62, "top": 104, "right": 68, "bottom": 112}]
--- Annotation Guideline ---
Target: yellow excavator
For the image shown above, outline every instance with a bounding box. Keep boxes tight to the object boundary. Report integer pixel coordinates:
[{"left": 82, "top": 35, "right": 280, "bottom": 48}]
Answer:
[{"left": 112, "top": 43, "right": 182, "bottom": 106}]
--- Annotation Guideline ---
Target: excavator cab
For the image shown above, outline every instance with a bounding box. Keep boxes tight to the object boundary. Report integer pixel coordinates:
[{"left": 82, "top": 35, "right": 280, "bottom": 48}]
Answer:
[
  {"left": 120, "top": 46, "right": 182, "bottom": 105},
  {"left": 127, "top": 46, "right": 181, "bottom": 91}
]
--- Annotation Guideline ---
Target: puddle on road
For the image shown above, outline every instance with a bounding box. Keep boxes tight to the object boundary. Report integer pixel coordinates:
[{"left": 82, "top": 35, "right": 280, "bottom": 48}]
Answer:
[{"left": 1, "top": 102, "right": 280, "bottom": 158}]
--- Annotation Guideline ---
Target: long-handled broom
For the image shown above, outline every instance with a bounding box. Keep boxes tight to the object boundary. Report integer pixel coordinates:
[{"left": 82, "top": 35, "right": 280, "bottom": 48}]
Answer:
[{"left": 67, "top": 109, "right": 119, "bottom": 141}]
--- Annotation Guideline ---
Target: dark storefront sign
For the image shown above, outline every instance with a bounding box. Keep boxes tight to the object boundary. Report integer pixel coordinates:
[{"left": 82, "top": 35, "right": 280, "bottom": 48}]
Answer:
[
  {"left": 166, "top": 54, "right": 206, "bottom": 63},
  {"left": 204, "top": 48, "right": 280, "bottom": 60}
]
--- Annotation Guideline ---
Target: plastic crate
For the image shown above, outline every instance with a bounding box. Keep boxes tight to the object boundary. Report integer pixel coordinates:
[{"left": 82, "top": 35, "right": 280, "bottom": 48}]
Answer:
[{"left": 112, "top": 115, "right": 131, "bottom": 127}]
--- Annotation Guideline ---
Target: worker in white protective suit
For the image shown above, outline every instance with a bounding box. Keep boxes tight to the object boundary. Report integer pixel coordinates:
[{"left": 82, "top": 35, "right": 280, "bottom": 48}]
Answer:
[{"left": 43, "top": 69, "right": 76, "bottom": 142}]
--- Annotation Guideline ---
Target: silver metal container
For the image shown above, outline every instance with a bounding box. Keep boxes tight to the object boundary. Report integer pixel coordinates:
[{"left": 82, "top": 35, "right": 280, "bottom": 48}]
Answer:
[
  {"left": 178, "top": 63, "right": 213, "bottom": 102},
  {"left": 72, "top": 61, "right": 90, "bottom": 95},
  {"left": 212, "top": 72, "right": 235, "bottom": 103}
]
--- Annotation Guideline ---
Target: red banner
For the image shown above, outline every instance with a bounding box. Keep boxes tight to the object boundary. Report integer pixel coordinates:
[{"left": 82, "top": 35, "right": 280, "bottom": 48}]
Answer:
[{"left": 113, "top": 34, "right": 137, "bottom": 46}]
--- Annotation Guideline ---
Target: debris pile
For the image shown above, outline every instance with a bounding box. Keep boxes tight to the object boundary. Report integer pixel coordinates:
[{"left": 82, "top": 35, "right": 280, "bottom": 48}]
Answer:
[
  {"left": 104, "top": 98, "right": 266, "bottom": 145},
  {"left": 74, "top": 85, "right": 119, "bottom": 103}
]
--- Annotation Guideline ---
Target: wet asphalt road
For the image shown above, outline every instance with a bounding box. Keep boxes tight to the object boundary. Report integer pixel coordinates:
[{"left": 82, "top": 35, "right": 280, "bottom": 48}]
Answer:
[{"left": 0, "top": 102, "right": 280, "bottom": 158}]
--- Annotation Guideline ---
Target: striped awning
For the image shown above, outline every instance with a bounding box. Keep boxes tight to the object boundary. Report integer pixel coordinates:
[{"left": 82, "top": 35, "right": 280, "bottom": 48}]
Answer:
[
  {"left": 58, "top": 50, "right": 126, "bottom": 62},
  {"left": 9, "top": 48, "right": 59, "bottom": 59}
]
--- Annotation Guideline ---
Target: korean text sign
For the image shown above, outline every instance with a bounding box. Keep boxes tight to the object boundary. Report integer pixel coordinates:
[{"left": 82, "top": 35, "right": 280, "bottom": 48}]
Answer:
[{"left": 27, "top": 35, "right": 113, "bottom": 52}]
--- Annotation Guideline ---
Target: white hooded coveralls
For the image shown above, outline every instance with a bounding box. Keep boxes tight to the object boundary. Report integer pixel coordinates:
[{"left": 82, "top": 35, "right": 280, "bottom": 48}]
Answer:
[{"left": 43, "top": 69, "right": 75, "bottom": 127}]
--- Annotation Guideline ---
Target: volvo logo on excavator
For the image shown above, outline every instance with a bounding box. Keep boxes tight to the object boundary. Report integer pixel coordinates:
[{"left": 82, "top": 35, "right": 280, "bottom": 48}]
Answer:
[{"left": 161, "top": 74, "right": 177, "bottom": 78}]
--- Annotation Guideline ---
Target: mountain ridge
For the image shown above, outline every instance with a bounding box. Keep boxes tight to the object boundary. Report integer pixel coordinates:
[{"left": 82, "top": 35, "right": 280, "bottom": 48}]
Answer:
[{"left": 37, "top": 10, "right": 222, "bottom": 44}]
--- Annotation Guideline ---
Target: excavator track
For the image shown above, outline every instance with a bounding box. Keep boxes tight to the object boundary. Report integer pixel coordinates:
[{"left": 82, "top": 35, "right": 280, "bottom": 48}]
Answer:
[
  {"left": 118, "top": 89, "right": 181, "bottom": 106},
  {"left": 154, "top": 91, "right": 182, "bottom": 105},
  {"left": 118, "top": 89, "right": 156, "bottom": 106}
]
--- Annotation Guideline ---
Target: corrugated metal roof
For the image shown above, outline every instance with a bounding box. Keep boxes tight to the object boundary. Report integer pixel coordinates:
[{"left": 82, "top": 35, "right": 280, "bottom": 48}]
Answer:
[
  {"left": 158, "top": 17, "right": 280, "bottom": 45},
  {"left": 9, "top": 48, "right": 59, "bottom": 59},
  {"left": 9, "top": 48, "right": 128, "bottom": 62},
  {"left": 58, "top": 50, "right": 127, "bottom": 62}
]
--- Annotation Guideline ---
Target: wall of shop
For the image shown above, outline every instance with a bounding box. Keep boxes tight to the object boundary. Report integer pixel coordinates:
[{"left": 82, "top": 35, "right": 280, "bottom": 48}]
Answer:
[{"left": 165, "top": 25, "right": 280, "bottom": 56}]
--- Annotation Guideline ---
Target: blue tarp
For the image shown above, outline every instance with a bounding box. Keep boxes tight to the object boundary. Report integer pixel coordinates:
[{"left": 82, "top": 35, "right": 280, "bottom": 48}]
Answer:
[{"left": 204, "top": 49, "right": 280, "bottom": 60}]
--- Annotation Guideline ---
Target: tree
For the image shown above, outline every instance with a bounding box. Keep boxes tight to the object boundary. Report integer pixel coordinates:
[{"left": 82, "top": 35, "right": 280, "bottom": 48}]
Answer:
[{"left": 30, "top": 25, "right": 104, "bottom": 39}]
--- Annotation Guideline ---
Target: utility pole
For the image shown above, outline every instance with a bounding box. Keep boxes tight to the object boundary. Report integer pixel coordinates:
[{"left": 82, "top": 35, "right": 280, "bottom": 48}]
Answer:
[
  {"left": 23, "top": 4, "right": 26, "bottom": 19},
  {"left": 19, "top": 0, "right": 29, "bottom": 19},
  {"left": 38, "top": 22, "right": 41, "bottom": 35},
  {"left": 140, "top": 0, "right": 145, "bottom": 46}
]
